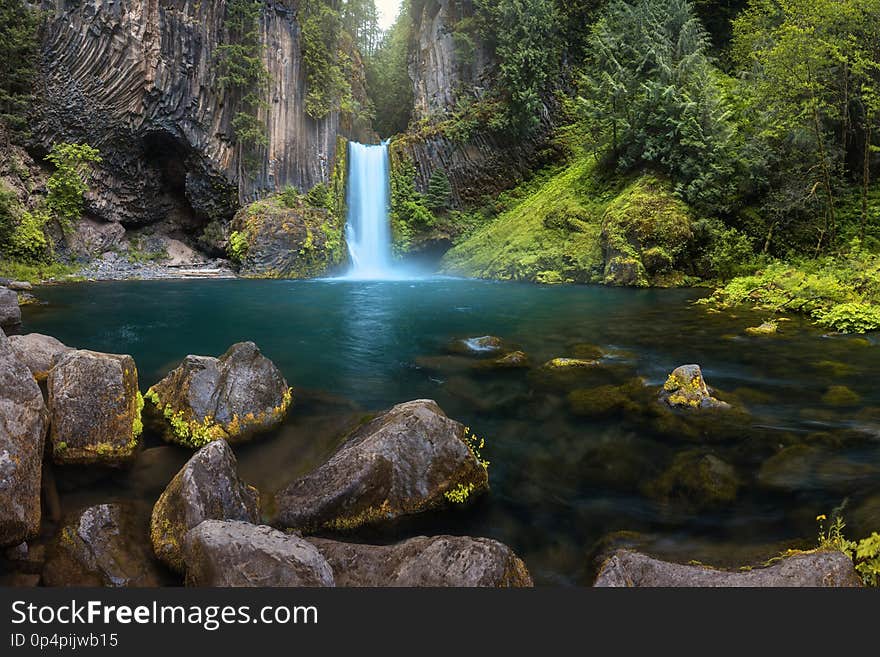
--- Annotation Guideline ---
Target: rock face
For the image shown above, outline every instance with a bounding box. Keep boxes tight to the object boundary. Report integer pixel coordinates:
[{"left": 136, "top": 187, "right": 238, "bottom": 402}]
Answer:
[
  {"left": 183, "top": 520, "right": 334, "bottom": 587},
  {"left": 150, "top": 440, "right": 259, "bottom": 572},
  {"left": 659, "top": 365, "right": 730, "bottom": 410},
  {"left": 233, "top": 195, "right": 345, "bottom": 279},
  {"left": 309, "top": 535, "right": 533, "bottom": 587},
  {"left": 7, "top": 334, "right": 74, "bottom": 381},
  {"left": 594, "top": 549, "right": 862, "bottom": 587},
  {"left": 0, "top": 287, "right": 21, "bottom": 331},
  {"left": 42, "top": 504, "right": 164, "bottom": 587},
  {"left": 33, "top": 0, "right": 356, "bottom": 232},
  {"left": 273, "top": 400, "right": 489, "bottom": 532},
  {"left": 47, "top": 350, "right": 142, "bottom": 465},
  {"left": 147, "top": 342, "right": 292, "bottom": 447},
  {"left": 0, "top": 329, "right": 49, "bottom": 547}
]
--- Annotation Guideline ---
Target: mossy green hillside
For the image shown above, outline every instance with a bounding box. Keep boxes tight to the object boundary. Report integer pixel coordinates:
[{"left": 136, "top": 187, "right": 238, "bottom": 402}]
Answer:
[{"left": 439, "top": 157, "right": 697, "bottom": 286}]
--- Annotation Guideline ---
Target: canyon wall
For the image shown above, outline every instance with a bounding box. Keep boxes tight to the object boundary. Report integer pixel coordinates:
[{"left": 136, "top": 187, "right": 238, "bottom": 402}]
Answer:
[{"left": 33, "top": 0, "right": 353, "bottom": 233}]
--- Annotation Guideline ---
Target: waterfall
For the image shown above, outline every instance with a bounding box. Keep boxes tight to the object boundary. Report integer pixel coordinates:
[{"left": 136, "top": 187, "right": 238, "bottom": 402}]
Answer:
[{"left": 345, "top": 141, "right": 394, "bottom": 279}]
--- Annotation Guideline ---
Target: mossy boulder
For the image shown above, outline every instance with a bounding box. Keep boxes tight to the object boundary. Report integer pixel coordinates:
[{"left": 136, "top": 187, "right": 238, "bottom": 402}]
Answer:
[
  {"left": 272, "top": 400, "right": 489, "bottom": 533},
  {"left": 0, "top": 286, "right": 21, "bottom": 331},
  {"left": 659, "top": 365, "right": 730, "bottom": 410},
  {"left": 42, "top": 504, "right": 165, "bottom": 587},
  {"left": 232, "top": 195, "right": 345, "bottom": 279},
  {"left": 146, "top": 342, "right": 292, "bottom": 448},
  {"left": 544, "top": 357, "right": 600, "bottom": 370},
  {"left": 0, "top": 329, "right": 48, "bottom": 547},
  {"left": 478, "top": 351, "right": 531, "bottom": 370},
  {"left": 183, "top": 520, "right": 334, "bottom": 587},
  {"left": 645, "top": 451, "right": 740, "bottom": 509},
  {"left": 47, "top": 350, "right": 142, "bottom": 465},
  {"left": 7, "top": 334, "right": 74, "bottom": 381},
  {"left": 150, "top": 440, "right": 259, "bottom": 573},
  {"left": 567, "top": 379, "right": 644, "bottom": 418},
  {"left": 745, "top": 321, "right": 779, "bottom": 336},
  {"left": 307, "top": 535, "right": 533, "bottom": 587},
  {"left": 594, "top": 549, "right": 862, "bottom": 587}
]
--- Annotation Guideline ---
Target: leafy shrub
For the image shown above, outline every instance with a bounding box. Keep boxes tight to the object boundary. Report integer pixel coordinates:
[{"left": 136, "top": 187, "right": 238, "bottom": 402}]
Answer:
[
  {"left": 6, "top": 208, "right": 49, "bottom": 261},
  {"left": 44, "top": 142, "right": 101, "bottom": 231},
  {"left": 279, "top": 185, "right": 301, "bottom": 209},
  {"left": 813, "top": 303, "right": 880, "bottom": 334},
  {"left": 227, "top": 230, "right": 249, "bottom": 262},
  {"left": 305, "top": 183, "right": 332, "bottom": 210}
]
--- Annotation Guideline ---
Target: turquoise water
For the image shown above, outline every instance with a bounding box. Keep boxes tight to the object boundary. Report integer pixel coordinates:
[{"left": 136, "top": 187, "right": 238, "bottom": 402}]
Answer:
[{"left": 21, "top": 279, "right": 880, "bottom": 584}]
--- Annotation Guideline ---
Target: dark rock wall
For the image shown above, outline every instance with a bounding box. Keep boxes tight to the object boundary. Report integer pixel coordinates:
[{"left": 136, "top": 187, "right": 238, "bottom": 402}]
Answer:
[{"left": 33, "top": 0, "right": 348, "bottom": 230}]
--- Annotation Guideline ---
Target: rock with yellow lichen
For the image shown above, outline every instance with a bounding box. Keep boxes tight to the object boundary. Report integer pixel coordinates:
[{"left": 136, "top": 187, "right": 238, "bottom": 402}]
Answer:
[
  {"left": 271, "top": 400, "right": 489, "bottom": 533},
  {"left": 47, "top": 350, "right": 142, "bottom": 466},
  {"left": 151, "top": 440, "right": 259, "bottom": 573},
  {"left": 659, "top": 364, "right": 730, "bottom": 411},
  {"left": 146, "top": 342, "right": 292, "bottom": 448}
]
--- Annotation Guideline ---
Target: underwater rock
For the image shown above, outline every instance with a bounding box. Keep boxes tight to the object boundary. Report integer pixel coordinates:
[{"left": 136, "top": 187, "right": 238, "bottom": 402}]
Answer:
[
  {"left": 757, "top": 445, "right": 822, "bottom": 491},
  {"left": 43, "top": 504, "right": 164, "bottom": 587},
  {"left": 47, "top": 350, "right": 142, "bottom": 466},
  {"left": 0, "top": 329, "right": 48, "bottom": 547},
  {"left": 183, "top": 521, "right": 334, "bottom": 588},
  {"left": 822, "top": 385, "right": 862, "bottom": 407},
  {"left": 594, "top": 549, "right": 861, "bottom": 587},
  {"left": 0, "top": 287, "right": 21, "bottom": 331},
  {"left": 659, "top": 365, "right": 730, "bottom": 410},
  {"left": 7, "top": 334, "right": 74, "bottom": 381},
  {"left": 567, "top": 379, "right": 644, "bottom": 418},
  {"left": 543, "top": 358, "right": 600, "bottom": 370},
  {"left": 452, "top": 335, "right": 505, "bottom": 355},
  {"left": 745, "top": 321, "right": 778, "bottom": 336},
  {"left": 272, "top": 400, "right": 489, "bottom": 532},
  {"left": 146, "top": 342, "right": 292, "bottom": 448},
  {"left": 150, "top": 440, "right": 259, "bottom": 573},
  {"left": 479, "top": 351, "right": 531, "bottom": 370},
  {"left": 570, "top": 344, "right": 604, "bottom": 360},
  {"left": 307, "top": 535, "right": 533, "bottom": 587},
  {"left": 646, "top": 451, "right": 739, "bottom": 509}
]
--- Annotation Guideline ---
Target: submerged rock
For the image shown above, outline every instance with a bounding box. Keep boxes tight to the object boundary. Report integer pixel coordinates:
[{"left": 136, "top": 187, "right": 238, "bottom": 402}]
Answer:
[
  {"left": 183, "top": 520, "right": 334, "bottom": 587},
  {"left": 822, "top": 385, "right": 862, "bottom": 407},
  {"left": 146, "top": 342, "right": 292, "bottom": 448},
  {"left": 757, "top": 445, "right": 822, "bottom": 491},
  {"left": 567, "top": 379, "right": 644, "bottom": 418},
  {"left": 43, "top": 504, "right": 164, "bottom": 587},
  {"left": 646, "top": 451, "right": 739, "bottom": 509},
  {"left": 0, "top": 287, "right": 21, "bottom": 330},
  {"left": 272, "top": 400, "right": 489, "bottom": 532},
  {"left": 543, "top": 357, "right": 600, "bottom": 370},
  {"left": 150, "top": 440, "right": 259, "bottom": 573},
  {"left": 47, "top": 350, "right": 142, "bottom": 465},
  {"left": 745, "top": 321, "right": 779, "bottom": 336},
  {"left": 659, "top": 365, "right": 730, "bottom": 410},
  {"left": 594, "top": 549, "right": 861, "bottom": 587},
  {"left": 0, "top": 329, "right": 49, "bottom": 546},
  {"left": 477, "top": 351, "right": 530, "bottom": 370},
  {"left": 451, "top": 336, "right": 505, "bottom": 356},
  {"left": 7, "top": 334, "right": 74, "bottom": 381},
  {"left": 308, "top": 535, "right": 533, "bottom": 587}
]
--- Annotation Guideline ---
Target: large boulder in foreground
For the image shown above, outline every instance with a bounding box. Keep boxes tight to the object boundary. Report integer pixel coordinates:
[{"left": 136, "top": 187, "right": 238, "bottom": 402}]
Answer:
[
  {"left": 42, "top": 504, "right": 164, "bottom": 587},
  {"left": 0, "top": 329, "right": 48, "bottom": 546},
  {"left": 308, "top": 535, "right": 533, "bottom": 587},
  {"left": 0, "top": 287, "right": 21, "bottom": 330},
  {"left": 151, "top": 440, "right": 259, "bottom": 572},
  {"left": 47, "top": 350, "right": 143, "bottom": 465},
  {"left": 7, "top": 334, "right": 74, "bottom": 381},
  {"left": 183, "top": 520, "right": 334, "bottom": 587},
  {"left": 146, "top": 342, "right": 292, "bottom": 448},
  {"left": 659, "top": 365, "right": 730, "bottom": 410},
  {"left": 273, "top": 400, "right": 489, "bottom": 532},
  {"left": 594, "top": 550, "right": 862, "bottom": 587}
]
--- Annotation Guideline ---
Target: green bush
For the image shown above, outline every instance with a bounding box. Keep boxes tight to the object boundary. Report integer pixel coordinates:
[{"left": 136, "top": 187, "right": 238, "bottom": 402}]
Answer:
[
  {"left": 305, "top": 183, "right": 333, "bottom": 210},
  {"left": 6, "top": 208, "right": 50, "bottom": 261},
  {"left": 44, "top": 142, "right": 101, "bottom": 231},
  {"left": 227, "top": 230, "right": 249, "bottom": 262},
  {"left": 279, "top": 185, "right": 301, "bottom": 209}
]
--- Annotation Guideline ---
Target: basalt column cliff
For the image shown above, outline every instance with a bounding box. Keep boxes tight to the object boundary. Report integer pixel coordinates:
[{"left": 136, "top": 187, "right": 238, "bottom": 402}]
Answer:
[{"left": 32, "top": 0, "right": 359, "bottom": 237}]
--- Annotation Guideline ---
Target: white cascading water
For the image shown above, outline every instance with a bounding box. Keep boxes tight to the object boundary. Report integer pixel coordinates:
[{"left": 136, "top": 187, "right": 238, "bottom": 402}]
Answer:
[{"left": 345, "top": 141, "right": 394, "bottom": 279}]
